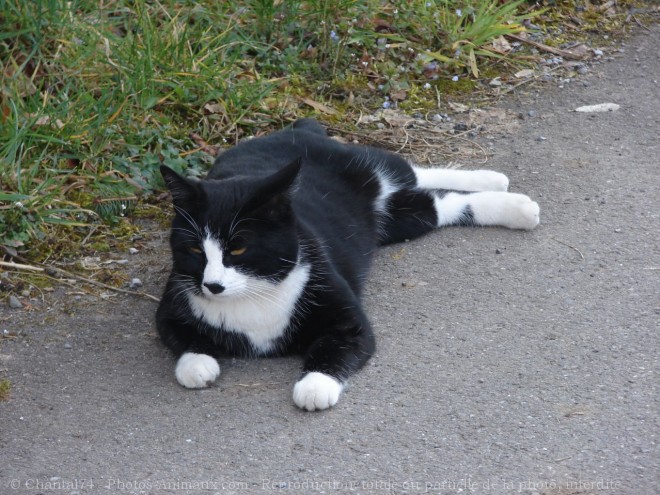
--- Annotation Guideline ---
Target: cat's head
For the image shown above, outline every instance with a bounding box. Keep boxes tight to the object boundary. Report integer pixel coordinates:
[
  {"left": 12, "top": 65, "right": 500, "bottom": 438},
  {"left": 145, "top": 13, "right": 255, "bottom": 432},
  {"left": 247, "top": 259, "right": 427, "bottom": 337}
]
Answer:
[{"left": 160, "top": 159, "right": 301, "bottom": 300}]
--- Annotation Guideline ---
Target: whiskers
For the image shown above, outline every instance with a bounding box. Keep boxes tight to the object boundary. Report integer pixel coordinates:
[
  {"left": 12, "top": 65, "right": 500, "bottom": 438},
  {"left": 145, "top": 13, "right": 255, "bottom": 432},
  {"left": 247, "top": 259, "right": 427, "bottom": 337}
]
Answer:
[
  {"left": 227, "top": 281, "right": 291, "bottom": 313},
  {"left": 173, "top": 205, "right": 203, "bottom": 238},
  {"left": 169, "top": 273, "right": 201, "bottom": 303}
]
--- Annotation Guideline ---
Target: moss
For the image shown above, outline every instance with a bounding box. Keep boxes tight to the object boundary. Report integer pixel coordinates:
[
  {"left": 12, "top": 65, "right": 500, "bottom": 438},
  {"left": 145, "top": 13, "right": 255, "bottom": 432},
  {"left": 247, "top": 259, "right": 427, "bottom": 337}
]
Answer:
[
  {"left": 0, "top": 379, "right": 11, "bottom": 401},
  {"left": 434, "top": 77, "right": 478, "bottom": 97}
]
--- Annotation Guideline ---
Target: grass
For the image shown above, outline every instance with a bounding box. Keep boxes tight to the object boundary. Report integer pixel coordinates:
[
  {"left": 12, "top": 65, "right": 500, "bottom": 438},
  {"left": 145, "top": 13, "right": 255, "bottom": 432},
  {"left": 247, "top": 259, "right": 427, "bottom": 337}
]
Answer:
[{"left": 0, "top": 0, "right": 649, "bottom": 258}]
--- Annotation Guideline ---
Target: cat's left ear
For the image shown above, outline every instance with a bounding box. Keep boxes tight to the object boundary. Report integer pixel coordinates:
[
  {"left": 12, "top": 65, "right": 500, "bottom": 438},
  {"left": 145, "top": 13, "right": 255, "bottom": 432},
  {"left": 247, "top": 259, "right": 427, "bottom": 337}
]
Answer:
[
  {"left": 160, "top": 165, "right": 203, "bottom": 210},
  {"left": 262, "top": 157, "right": 302, "bottom": 198},
  {"left": 245, "top": 158, "right": 302, "bottom": 216}
]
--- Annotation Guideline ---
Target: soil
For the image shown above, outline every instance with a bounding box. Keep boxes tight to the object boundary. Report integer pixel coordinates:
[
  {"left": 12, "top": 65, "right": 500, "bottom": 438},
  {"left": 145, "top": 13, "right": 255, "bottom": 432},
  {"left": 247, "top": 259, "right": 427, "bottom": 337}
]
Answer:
[{"left": 1, "top": 25, "right": 658, "bottom": 495}]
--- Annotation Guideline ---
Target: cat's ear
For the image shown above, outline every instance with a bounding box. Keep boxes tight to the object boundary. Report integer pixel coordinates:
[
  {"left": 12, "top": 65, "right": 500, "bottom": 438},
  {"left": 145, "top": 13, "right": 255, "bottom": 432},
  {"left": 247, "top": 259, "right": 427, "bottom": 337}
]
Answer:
[
  {"left": 245, "top": 158, "right": 301, "bottom": 216},
  {"left": 262, "top": 157, "right": 302, "bottom": 198},
  {"left": 160, "top": 166, "right": 202, "bottom": 209}
]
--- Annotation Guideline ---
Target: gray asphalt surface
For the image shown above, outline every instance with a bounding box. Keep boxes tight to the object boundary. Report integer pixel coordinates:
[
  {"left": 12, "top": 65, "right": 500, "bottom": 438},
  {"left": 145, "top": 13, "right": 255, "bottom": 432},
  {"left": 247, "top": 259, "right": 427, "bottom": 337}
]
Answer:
[{"left": 1, "top": 26, "right": 658, "bottom": 495}]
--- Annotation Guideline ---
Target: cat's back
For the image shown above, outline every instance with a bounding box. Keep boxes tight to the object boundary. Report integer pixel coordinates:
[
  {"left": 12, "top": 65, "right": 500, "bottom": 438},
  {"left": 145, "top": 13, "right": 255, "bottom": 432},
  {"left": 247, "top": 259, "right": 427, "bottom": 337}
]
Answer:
[{"left": 206, "top": 119, "right": 336, "bottom": 180}]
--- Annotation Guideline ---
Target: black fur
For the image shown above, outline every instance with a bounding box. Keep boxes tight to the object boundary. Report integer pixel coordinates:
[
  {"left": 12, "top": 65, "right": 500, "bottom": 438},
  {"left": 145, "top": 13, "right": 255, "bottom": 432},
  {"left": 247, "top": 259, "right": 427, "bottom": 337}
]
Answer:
[{"left": 156, "top": 118, "right": 447, "bottom": 384}]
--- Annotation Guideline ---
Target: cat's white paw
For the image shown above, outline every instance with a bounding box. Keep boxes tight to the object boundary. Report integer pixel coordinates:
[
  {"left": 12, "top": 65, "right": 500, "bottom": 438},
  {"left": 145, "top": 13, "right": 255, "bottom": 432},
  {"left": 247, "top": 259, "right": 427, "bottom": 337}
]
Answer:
[
  {"left": 472, "top": 170, "right": 509, "bottom": 191},
  {"left": 175, "top": 352, "right": 220, "bottom": 389},
  {"left": 501, "top": 194, "right": 540, "bottom": 230},
  {"left": 293, "top": 372, "right": 344, "bottom": 411}
]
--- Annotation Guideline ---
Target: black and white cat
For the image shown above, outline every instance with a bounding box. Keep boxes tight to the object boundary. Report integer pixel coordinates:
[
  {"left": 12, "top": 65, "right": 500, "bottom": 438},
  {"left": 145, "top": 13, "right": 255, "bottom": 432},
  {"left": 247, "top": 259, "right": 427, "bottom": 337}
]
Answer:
[{"left": 157, "top": 118, "right": 539, "bottom": 411}]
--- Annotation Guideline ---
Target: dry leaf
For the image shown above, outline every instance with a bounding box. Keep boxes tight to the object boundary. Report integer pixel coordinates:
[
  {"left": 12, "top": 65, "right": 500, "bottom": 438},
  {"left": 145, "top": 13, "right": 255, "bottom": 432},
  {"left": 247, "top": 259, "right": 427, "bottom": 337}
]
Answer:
[
  {"left": 301, "top": 97, "right": 339, "bottom": 116},
  {"left": 389, "top": 89, "right": 408, "bottom": 102},
  {"left": 565, "top": 44, "right": 592, "bottom": 59},
  {"left": 492, "top": 36, "right": 512, "bottom": 53},
  {"left": 514, "top": 69, "right": 535, "bottom": 79},
  {"left": 357, "top": 114, "right": 380, "bottom": 125},
  {"left": 35, "top": 115, "right": 50, "bottom": 126},
  {"left": 382, "top": 109, "right": 422, "bottom": 127},
  {"left": 203, "top": 103, "right": 225, "bottom": 114},
  {"left": 448, "top": 102, "right": 469, "bottom": 113}
]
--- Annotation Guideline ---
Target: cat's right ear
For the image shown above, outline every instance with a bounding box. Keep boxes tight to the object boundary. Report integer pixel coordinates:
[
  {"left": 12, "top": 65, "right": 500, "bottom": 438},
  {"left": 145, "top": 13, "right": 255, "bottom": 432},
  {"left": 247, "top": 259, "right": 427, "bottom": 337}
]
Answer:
[{"left": 160, "top": 166, "right": 200, "bottom": 209}]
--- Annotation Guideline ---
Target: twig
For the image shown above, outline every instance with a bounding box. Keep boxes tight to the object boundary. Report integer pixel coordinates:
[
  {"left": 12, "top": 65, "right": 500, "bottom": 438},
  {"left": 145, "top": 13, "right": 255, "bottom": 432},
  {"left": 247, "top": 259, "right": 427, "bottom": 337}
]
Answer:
[
  {"left": 506, "top": 33, "right": 588, "bottom": 60},
  {"left": 1, "top": 255, "right": 160, "bottom": 302},
  {"left": 47, "top": 265, "right": 161, "bottom": 302},
  {"left": 552, "top": 237, "right": 584, "bottom": 260},
  {"left": 0, "top": 260, "right": 44, "bottom": 272},
  {"left": 631, "top": 14, "right": 651, "bottom": 32}
]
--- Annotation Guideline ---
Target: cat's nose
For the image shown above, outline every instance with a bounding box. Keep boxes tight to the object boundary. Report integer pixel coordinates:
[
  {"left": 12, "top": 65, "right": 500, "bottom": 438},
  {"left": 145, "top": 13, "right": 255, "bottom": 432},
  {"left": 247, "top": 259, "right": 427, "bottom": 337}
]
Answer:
[{"left": 203, "top": 282, "right": 225, "bottom": 294}]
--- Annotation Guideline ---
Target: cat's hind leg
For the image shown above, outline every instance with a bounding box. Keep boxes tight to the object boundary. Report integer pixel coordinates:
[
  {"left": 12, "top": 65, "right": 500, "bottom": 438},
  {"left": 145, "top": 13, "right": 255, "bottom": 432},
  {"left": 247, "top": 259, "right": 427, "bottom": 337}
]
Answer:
[
  {"left": 378, "top": 188, "right": 539, "bottom": 245},
  {"left": 433, "top": 190, "right": 540, "bottom": 230},
  {"left": 412, "top": 165, "right": 509, "bottom": 192}
]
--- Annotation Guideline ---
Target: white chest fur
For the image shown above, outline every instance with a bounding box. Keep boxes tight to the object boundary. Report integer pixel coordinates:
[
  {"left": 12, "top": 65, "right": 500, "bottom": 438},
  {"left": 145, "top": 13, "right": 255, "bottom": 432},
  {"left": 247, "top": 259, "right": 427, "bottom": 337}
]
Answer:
[{"left": 187, "top": 263, "right": 310, "bottom": 354}]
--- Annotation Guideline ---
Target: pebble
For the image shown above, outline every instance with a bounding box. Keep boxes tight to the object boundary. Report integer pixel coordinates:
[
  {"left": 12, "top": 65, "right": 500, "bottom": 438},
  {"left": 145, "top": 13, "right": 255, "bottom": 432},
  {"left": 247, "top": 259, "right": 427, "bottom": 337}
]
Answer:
[
  {"left": 129, "top": 247, "right": 139, "bottom": 255},
  {"left": 64, "top": 343, "right": 72, "bottom": 350},
  {"left": 129, "top": 278, "right": 143, "bottom": 289},
  {"left": 489, "top": 78, "right": 502, "bottom": 87},
  {"left": 537, "top": 136, "right": 547, "bottom": 142},
  {"left": 9, "top": 295, "right": 23, "bottom": 309},
  {"left": 432, "top": 113, "right": 449, "bottom": 123}
]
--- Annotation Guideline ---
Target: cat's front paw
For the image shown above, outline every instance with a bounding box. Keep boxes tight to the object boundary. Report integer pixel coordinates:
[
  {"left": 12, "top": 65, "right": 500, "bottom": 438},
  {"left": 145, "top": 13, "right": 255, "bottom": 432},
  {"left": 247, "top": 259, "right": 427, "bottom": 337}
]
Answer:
[
  {"left": 293, "top": 372, "right": 344, "bottom": 411},
  {"left": 175, "top": 352, "right": 220, "bottom": 389}
]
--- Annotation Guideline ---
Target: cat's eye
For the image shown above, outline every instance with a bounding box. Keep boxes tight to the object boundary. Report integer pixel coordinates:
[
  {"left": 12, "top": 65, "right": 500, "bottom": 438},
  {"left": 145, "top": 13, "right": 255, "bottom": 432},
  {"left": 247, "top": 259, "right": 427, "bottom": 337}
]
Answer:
[
  {"left": 188, "top": 246, "right": 203, "bottom": 255},
  {"left": 229, "top": 247, "right": 247, "bottom": 256}
]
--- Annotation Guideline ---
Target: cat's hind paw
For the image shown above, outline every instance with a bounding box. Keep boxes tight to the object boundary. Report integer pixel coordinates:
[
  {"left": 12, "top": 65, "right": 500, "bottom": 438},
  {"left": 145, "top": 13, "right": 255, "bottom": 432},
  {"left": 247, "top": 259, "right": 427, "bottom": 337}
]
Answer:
[
  {"left": 471, "top": 170, "right": 509, "bottom": 191},
  {"left": 175, "top": 352, "right": 220, "bottom": 389},
  {"left": 502, "top": 194, "right": 540, "bottom": 230},
  {"left": 293, "top": 372, "right": 344, "bottom": 411}
]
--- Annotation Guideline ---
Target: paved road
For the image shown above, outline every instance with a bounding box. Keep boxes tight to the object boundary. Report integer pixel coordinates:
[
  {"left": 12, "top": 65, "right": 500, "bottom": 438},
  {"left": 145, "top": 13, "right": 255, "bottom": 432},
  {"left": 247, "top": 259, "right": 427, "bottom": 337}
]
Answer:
[{"left": 1, "top": 26, "right": 658, "bottom": 495}]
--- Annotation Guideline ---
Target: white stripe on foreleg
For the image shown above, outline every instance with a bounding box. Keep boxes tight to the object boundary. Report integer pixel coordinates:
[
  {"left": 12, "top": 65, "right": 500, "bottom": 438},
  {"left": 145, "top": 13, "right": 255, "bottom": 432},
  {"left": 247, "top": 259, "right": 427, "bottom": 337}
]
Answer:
[{"left": 413, "top": 166, "right": 509, "bottom": 192}]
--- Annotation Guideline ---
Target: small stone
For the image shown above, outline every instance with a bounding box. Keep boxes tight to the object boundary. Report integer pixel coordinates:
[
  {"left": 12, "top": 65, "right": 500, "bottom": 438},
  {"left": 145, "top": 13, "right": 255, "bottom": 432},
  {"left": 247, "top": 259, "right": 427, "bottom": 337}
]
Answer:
[
  {"left": 527, "top": 110, "right": 537, "bottom": 118},
  {"left": 128, "top": 247, "right": 139, "bottom": 255},
  {"left": 537, "top": 136, "right": 547, "bottom": 142},
  {"left": 489, "top": 78, "right": 502, "bottom": 87},
  {"left": 63, "top": 343, "right": 72, "bottom": 350},
  {"left": 129, "top": 278, "right": 143, "bottom": 289},
  {"left": 495, "top": 249, "right": 502, "bottom": 255},
  {"left": 9, "top": 295, "right": 23, "bottom": 309},
  {"left": 575, "top": 103, "right": 620, "bottom": 113},
  {"left": 21, "top": 290, "right": 30, "bottom": 297}
]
